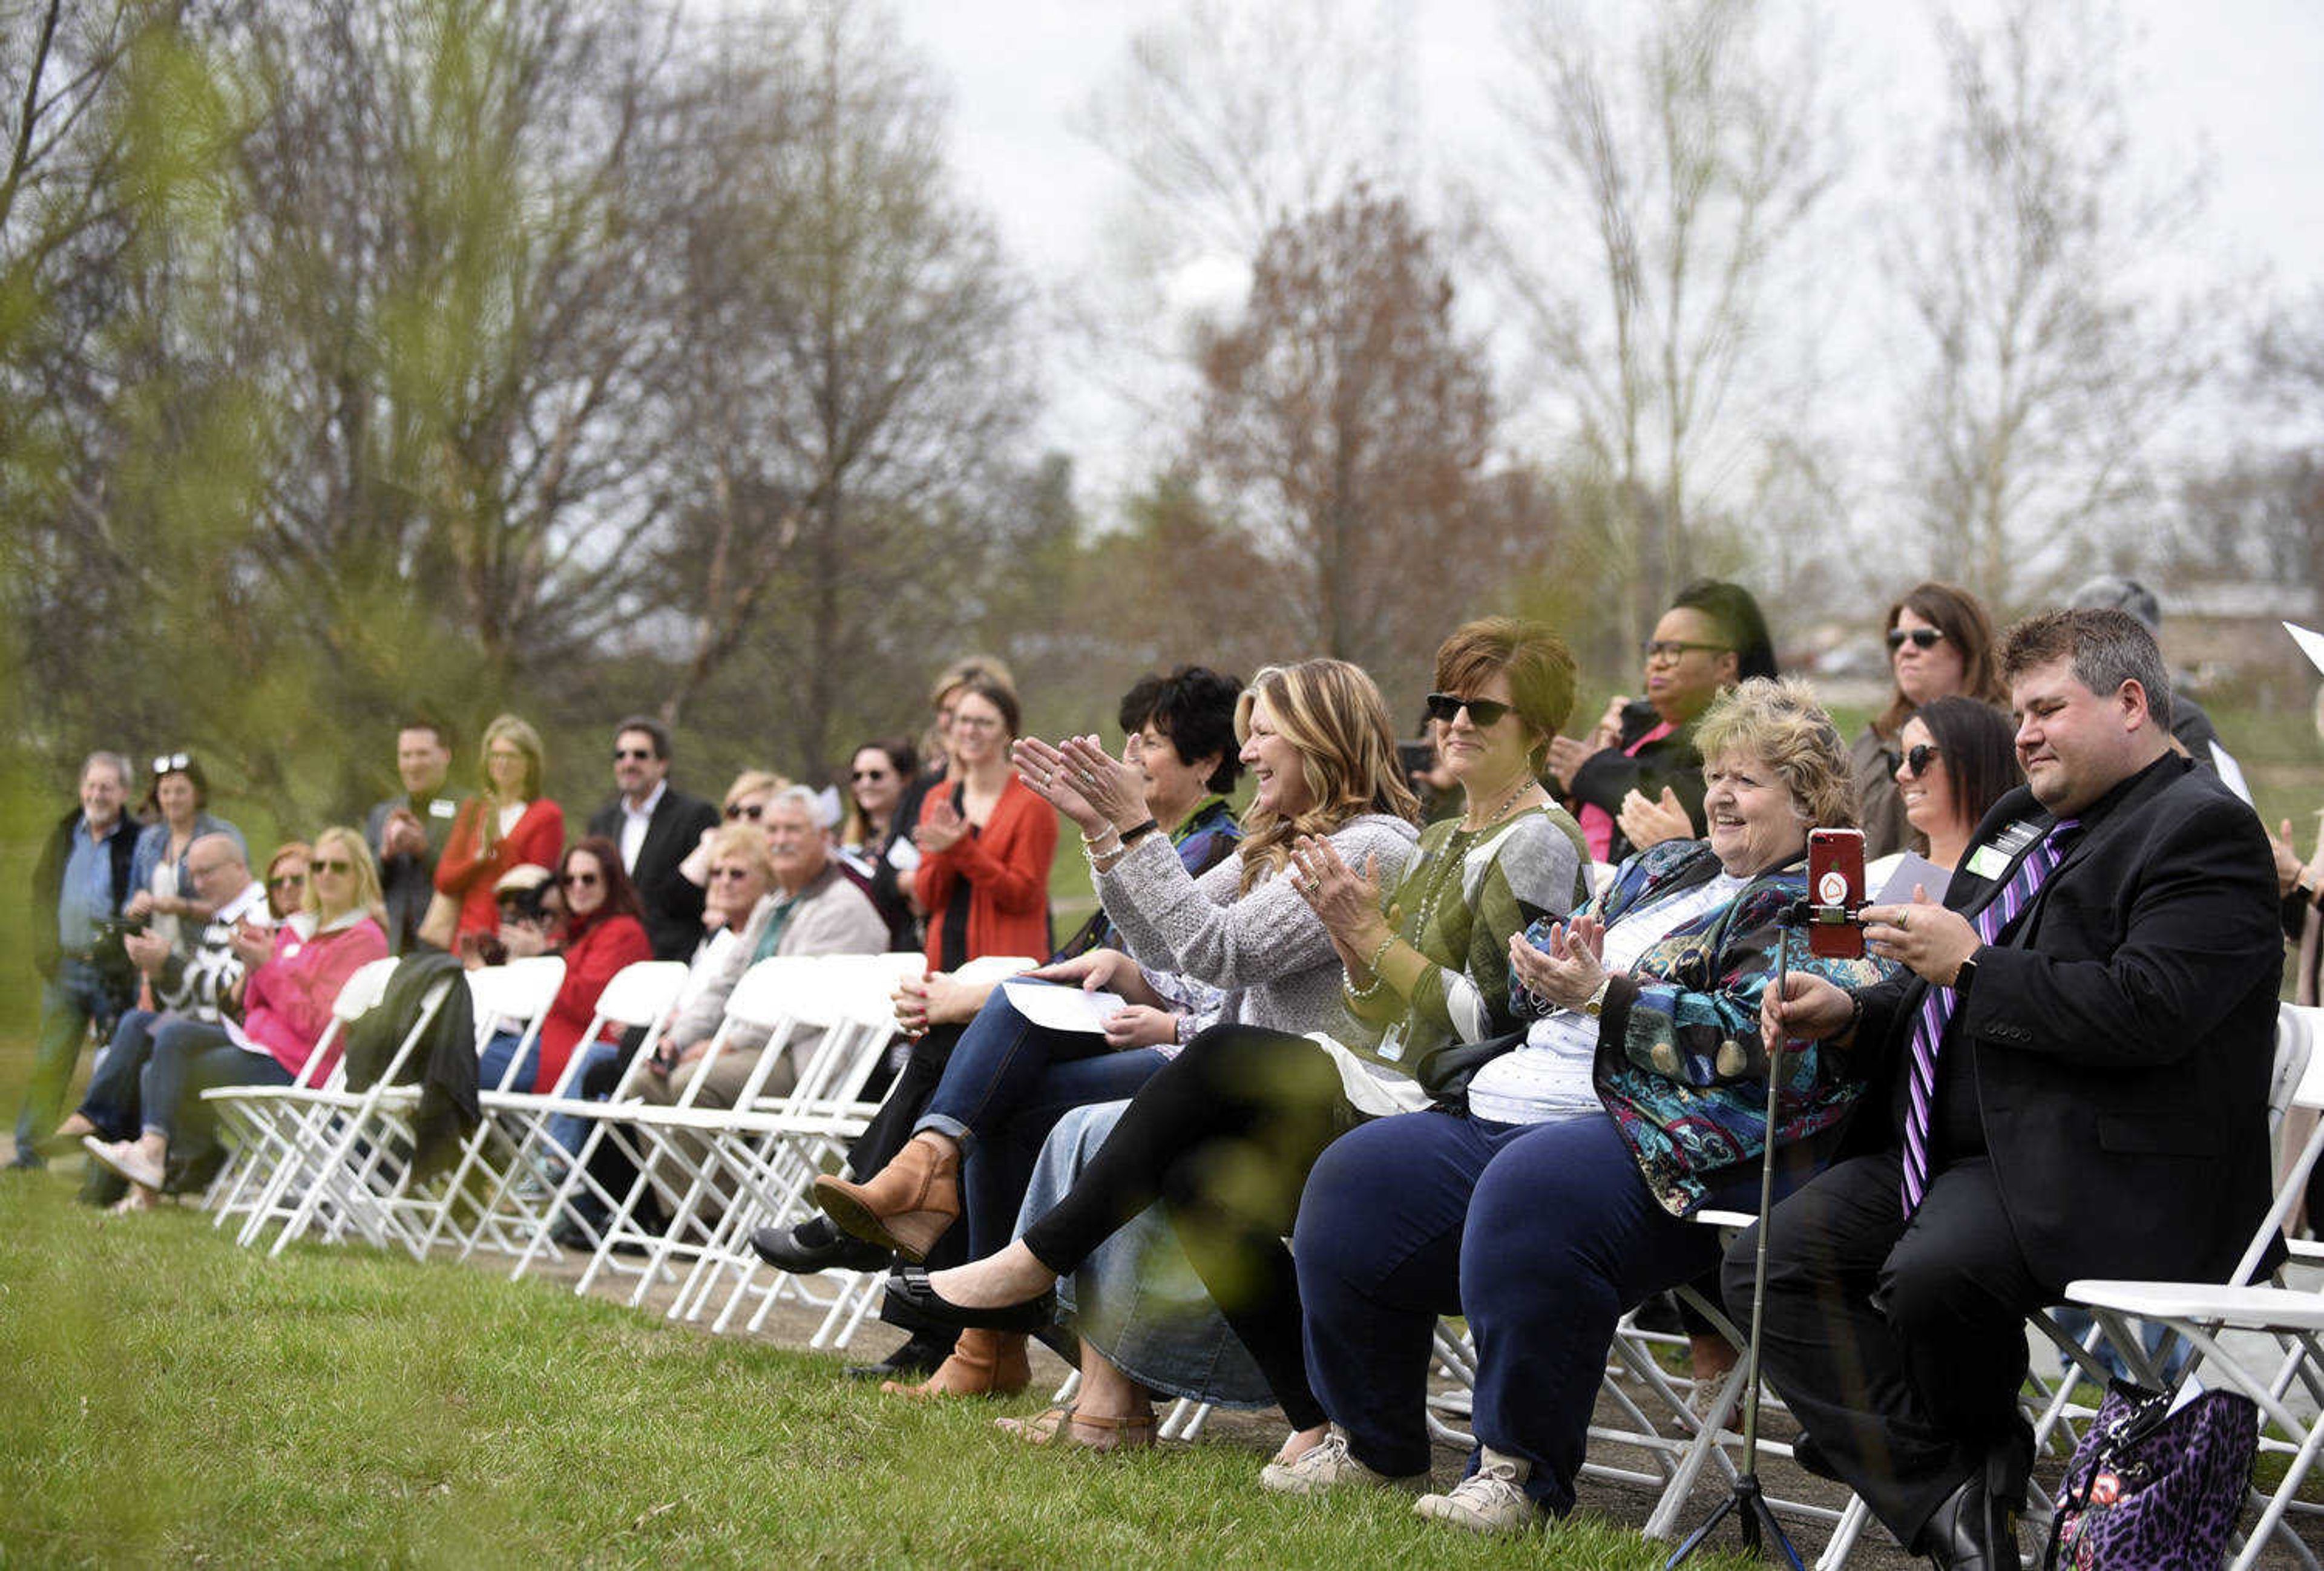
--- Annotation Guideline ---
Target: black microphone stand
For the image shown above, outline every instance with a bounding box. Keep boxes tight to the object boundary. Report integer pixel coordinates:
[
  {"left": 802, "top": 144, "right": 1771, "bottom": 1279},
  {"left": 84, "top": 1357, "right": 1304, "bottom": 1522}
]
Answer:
[{"left": 1667, "top": 897, "right": 1819, "bottom": 1571}]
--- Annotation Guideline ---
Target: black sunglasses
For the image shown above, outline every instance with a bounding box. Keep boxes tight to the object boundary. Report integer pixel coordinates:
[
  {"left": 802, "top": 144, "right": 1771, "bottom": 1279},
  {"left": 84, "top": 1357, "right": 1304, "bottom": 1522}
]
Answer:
[
  {"left": 1902, "top": 743, "right": 1942, "bottom": 776},
  {"left": 310, "top": 858, "right": 354, "bottom": 876},
  {"left": 1886, "top": 627, "right": 1944, "bottom": 652},
  {"left": 725, "top": 802, "right": 764, "bottom": 821},
  {"left": 1423, "top": 692, "right": 1514, "bottom": 728},
  {"left": 851, "top": 768, "right": 890, "bottom": 782},
  {"left": 613, "top": 747, "right": 655, "bottom": 762},
  {"left": 559, "top": 870, "right": 602, "bottom": 888}
]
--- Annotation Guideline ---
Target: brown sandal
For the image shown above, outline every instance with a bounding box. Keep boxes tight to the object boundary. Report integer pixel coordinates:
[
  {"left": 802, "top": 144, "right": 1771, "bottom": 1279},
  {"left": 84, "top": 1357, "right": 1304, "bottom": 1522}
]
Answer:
[{"left": 996, "top": 1405, "right": 1158, "bottom": 1454}]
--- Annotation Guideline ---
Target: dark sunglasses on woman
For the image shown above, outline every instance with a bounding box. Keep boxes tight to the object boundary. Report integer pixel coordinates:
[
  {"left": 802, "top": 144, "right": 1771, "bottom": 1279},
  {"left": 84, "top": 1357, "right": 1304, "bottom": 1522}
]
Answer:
[
  {"left": 1886, "top": 627, "right": 1943, "bottom": 652},
  {"left": 1423, "top": 692, "right": 1514, "bottom": 728}
]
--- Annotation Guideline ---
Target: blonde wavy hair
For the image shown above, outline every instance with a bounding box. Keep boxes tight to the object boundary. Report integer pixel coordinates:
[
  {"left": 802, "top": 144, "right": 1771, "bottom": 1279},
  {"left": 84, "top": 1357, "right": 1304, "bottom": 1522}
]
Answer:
[
  {"left": 1692, "top": 677, "right": 1859, "bottom": 830},
  {"left": 1233, "top": 658, "right": 1420, "bottom": 892},
  {"left": 303, "top": 825, "right": 387, "bottom": 926}
]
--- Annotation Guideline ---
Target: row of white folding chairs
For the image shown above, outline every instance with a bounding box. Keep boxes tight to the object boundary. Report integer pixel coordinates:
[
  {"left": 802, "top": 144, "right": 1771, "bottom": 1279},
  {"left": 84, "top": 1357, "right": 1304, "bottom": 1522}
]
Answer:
[
  {"left": 501, "top": 951, "right": 963, "bottom": 1336},
  {"left": 200, "top": 955, "right": 565, "bottom": 1256}
]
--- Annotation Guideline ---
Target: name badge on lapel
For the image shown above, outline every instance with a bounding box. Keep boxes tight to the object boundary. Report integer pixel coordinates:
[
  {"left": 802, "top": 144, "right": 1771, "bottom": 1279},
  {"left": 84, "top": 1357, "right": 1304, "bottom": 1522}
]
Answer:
[
  {"left": 1965, "top": 845, "right": 2012, "bottom": 881},
  {"left": 428, "top": 798, "right": 458, "bottom": 819}
]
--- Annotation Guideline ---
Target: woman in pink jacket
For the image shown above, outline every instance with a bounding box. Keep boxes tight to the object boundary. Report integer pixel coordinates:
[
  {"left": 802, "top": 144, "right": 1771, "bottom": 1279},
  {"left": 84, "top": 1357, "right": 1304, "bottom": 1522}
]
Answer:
[{"left": 84, "top": 825, "right": 389, "bottom": 1210}]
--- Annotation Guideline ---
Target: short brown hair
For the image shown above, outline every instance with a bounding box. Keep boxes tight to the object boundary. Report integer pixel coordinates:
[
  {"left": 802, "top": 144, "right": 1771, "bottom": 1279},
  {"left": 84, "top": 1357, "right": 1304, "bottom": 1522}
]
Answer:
[
  {"left": 1997, "top": 608, "right": 2172, "bottom": 730},
  {"left": 1433, "top": 617, "right": 1578, "bottom": 763}
]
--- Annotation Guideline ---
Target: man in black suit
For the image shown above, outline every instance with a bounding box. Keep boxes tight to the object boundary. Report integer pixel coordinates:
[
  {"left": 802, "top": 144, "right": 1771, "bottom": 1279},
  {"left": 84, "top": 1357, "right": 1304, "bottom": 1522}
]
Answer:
[
  {"left": 1736, "top": 608, "right": 2282, "bottom": 1570},
  {"left": 586, "top": 716, "right": 719, "bottom": 962}
]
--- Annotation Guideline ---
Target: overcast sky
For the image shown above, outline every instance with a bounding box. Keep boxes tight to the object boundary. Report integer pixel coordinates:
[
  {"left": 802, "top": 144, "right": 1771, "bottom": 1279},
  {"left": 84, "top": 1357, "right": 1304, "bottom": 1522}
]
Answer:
[{"left": 882, "top": 0, "right": 2324, "bottom": 516}]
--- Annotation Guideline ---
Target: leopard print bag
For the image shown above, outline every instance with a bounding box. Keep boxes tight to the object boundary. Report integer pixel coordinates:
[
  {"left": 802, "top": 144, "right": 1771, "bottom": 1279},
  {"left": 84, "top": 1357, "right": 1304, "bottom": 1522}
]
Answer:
[{"left": 2046, "top": 1380, "right": 2257, "bottom": 1570}]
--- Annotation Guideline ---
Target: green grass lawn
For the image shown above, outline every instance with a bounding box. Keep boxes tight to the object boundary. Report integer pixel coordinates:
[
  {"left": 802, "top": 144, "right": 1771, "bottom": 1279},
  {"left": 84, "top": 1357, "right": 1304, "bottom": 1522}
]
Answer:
[{"left": 0, "top": 1177, "right": 1754, "bottom": 1569}]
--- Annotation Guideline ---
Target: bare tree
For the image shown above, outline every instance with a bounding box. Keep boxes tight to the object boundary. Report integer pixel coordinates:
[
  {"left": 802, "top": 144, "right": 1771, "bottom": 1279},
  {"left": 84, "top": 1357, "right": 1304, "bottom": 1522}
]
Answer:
[
  {"left": 1190, "top": 188, "right": 1505, "bottom": 703},
  {"left": 645, "top": 2, "right": 1035, "bottom": 773},
  {"left": 1891, "top": 0, "right": 2213, "bottom": 607},
  {"left": 1494, "top": 0, "right": 1836, "bottom": 651}
]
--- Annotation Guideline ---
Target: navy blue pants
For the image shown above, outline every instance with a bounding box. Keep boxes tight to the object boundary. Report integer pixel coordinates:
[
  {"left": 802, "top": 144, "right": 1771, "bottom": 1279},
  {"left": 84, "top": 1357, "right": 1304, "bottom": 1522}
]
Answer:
[
  {"left": 1295, "top": 1108, "right": 1764, "bottom": 1514},
  {"left": 915, "top": 982, "right": 1166, "bottom": 1258}
]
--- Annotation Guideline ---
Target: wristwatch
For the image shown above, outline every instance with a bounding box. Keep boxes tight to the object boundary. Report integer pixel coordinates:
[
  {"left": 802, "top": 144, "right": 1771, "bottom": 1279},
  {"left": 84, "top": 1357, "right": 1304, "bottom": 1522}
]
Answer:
[
  {"left": 1583, "top": 977, "right": 1613, "bottom": 1019},
  {"left": 1952, "top": 948, "right": 1981, "bottom": 996}
]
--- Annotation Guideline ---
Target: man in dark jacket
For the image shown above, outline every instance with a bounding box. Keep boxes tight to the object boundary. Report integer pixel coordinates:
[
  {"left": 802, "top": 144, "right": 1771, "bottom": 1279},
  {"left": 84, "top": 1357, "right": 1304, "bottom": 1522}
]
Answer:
[
  {"left": 585, "top": 716, "right": 718, "bottom": 962},
  {"left": 1736, "top": 609, "right": 2283, "bottom": 1570},
  {"left": 365, "top": 719, "right": 469, "bottom": 953},
  {"left": 13, "top": 752, "right": 140, "bottom": 1168}
]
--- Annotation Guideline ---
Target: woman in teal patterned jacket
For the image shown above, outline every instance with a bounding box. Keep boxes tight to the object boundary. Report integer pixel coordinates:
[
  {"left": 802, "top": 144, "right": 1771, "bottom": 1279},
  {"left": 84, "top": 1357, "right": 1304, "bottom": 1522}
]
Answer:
[{"left": 1279, "top": 677, "right": 1893, "bottom": 1536}]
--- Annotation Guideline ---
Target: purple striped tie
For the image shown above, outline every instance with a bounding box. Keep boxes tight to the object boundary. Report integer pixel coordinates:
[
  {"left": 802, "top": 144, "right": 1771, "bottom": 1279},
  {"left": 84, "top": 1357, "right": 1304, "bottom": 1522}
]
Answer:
[{"left": 1899, "top": 818, "right": 2081, "bottom": 1218}]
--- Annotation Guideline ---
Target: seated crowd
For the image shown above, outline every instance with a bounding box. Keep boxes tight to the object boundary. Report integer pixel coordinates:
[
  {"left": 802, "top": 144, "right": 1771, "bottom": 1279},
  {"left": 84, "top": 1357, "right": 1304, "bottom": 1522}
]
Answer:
[{"left": 11, "top": 577, "right": 2300, "bottom": 1569}]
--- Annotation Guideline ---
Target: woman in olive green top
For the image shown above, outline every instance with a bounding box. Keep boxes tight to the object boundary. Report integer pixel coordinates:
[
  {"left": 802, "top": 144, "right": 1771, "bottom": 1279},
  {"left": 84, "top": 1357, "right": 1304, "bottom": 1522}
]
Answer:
[{"left": 1293, "top": 619, "right": 1591, "bottom": 1115}]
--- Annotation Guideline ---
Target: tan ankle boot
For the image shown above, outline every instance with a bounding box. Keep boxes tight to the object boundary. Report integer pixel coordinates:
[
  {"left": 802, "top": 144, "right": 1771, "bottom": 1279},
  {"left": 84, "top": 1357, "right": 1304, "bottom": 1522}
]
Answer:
[
  {"left": 810, "top": 1132, "right": 960, "bottom": 1262},
  {"left": 881, "top": 1328, "right": 1031, "bottom": 1399}
]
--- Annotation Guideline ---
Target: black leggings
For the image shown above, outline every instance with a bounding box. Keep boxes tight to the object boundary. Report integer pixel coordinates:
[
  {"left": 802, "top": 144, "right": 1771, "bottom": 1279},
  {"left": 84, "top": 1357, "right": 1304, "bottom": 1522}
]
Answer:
[{"left": 1019, "top": 1023, "right": 1353, "bottom": 1431}]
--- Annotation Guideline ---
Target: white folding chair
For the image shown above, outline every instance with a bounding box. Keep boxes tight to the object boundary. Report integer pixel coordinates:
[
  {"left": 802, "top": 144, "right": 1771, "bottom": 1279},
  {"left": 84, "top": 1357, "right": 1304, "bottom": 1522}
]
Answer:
[
  {"left": 438, "top": 959, "right": 691, "bottom": 1264},
  {"left": 202, "top": 956, "right": 401, "bottom": 1230},
  {"left": 553, "top": 955, "right": 845, "bottom": 1304},
  {"left": 2064, "top": 1004, "right": 2324, "bottom": 1571}
]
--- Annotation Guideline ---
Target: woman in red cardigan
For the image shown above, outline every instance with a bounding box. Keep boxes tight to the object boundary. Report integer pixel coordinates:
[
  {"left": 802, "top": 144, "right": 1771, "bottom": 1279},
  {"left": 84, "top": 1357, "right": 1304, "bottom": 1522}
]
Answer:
[
  {"left": 436, "top": 713, "right": 566, "bottom": 946},
  {"left": 913, "top": 680, "right": 1055, "bottom": 970},
  {"left": 478, "top": 836, "right": 652, "bottom": 1095}
]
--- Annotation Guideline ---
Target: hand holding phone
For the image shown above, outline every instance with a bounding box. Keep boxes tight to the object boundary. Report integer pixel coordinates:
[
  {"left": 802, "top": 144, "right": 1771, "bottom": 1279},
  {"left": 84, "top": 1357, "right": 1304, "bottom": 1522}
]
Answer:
[{"left": 1806, "top": 828, "right": 1866, "bottom": 960}]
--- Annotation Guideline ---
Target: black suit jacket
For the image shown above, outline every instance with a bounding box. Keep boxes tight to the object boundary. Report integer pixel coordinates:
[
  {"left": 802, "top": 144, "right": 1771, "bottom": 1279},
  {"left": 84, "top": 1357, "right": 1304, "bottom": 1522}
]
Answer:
[
  {"left": 1847, "top": 755, "right": 2283, "bottom": 1286},
  {"left": 588, "top": 787, "right": 720, "bottom": 962}
]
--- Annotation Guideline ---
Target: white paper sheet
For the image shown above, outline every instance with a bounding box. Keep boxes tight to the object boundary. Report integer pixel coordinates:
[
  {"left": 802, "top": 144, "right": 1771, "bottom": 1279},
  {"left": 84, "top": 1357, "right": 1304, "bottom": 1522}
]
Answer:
[
  {"left": 1873, "top": 852, "right": 1952, "bottom": 907},
  {"left": 1002, "top": 980, "right": 1130, "bottom": 1035},
  {"left": 2285, "top": 620, "right": 2324, "bottom": 678}
]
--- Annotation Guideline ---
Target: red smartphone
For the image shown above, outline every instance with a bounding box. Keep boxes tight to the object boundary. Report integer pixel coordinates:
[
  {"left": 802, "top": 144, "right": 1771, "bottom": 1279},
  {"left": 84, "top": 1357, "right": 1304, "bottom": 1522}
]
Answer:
[{"left": 1805, "top": 827, "right": 1867, "bottom": 960}]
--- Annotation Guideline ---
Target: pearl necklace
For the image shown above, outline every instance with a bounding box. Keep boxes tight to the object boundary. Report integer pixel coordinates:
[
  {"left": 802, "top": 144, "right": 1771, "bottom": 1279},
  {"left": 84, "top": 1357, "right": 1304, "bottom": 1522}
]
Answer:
[{"left": 1462, "top": 774, "right": 1541, "bottom": 833}]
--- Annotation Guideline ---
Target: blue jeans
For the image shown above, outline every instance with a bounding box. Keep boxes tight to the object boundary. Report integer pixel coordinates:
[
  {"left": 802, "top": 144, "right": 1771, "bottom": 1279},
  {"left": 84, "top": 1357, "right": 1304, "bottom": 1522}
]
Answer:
[
  {"left": 15, "top": 961, "right": 128, "bottom": 1159},
  {"left": 80, "top": 1008, "right": 168, "bottom": 1141},
  {"left": 137, "top": 1019, "right": 292, "bottom": 1187},
  {"left": 913, "top": 982, "right": 1169, "bottom": 1258},
  {"left": 478, "top": 1032, "right": 542, "bottom": 1097},
  {"left": 1295, "top": 1108, "right": 1771, "bottom": 1515},
  {"left": 543, "top": 1039, "right": 622, "bottom": 1156}
]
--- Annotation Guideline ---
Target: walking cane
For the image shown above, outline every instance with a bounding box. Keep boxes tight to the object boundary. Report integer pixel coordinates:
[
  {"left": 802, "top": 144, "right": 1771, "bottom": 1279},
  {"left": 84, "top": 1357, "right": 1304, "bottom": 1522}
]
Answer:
[{"left": 1667, "top": 898, "right": 1811, "bottom": 1570}]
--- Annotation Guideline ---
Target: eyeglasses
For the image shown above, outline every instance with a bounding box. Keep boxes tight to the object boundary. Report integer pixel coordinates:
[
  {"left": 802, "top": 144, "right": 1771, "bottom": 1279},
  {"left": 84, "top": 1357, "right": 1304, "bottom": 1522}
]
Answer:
[
  {"left": 559, "top": 870, "right": 602, "bottom": 888},
  {"left": 310, "top": 858, "right": 354, "bottom": 876},
  {"left": 725, "top": 802, "right": 765, "bottom": 821},
  {"left": 1901, "top": 743, "right": 1942, "bottom": 776},
  {"left": 709, "top": 865, "right": 753, "bottom": 882},
  {"left": 487, "top": 748, "right": 525, "bottom": 764},
  {"left": 613, "top": 747, "right": 655, "bottom": 762},
  {"left": 268, "top": 872, "right": 306, "bottom": 891},
  {"left": 850, "top": 768, "right": 890, "bottom": 782},
  {"left": 1886, "top": 627, "right": 1945, "bottom": 652},
  {"left": 152, "top": 752, "right": 191, "bottom": 773},
  {"left": 1642, "top": 640, "right": 1730, "bottom": 664},
  {"left": 1423, "top": 692, "right": 1514, "bottom": 728}
]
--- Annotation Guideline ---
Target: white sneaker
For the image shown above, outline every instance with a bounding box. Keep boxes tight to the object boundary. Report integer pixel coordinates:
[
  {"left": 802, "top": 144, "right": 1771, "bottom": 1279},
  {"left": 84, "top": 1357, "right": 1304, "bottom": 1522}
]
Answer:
[
  {"left": 1258, "top": 1431, "right": 1426, "bottom": 1495},
  {"left": 84, "top": 1135, "right": 165, "bottom": 1192},
  {"left": 1414, "top": 1448, "right": 1547, "bottom": 1533}
]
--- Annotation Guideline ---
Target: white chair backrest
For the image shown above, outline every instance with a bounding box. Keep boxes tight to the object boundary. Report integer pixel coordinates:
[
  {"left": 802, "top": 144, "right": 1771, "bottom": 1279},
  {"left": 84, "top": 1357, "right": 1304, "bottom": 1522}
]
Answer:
[
  {"left": 2229, "top": 1003, "right": 2324, "bottom": 1285},
  {"left": 330, "top": 957, "right": 402, "bottom": 1022},
  {"left": 466, "top": 956, "right": 566, "bottom": 1035},
  {"left": 594, "top": 960, "right": 691, "bottom": 1029},
  {"left": 2287, "top": 1003, "right": 2324, "bottom": 1114}
]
